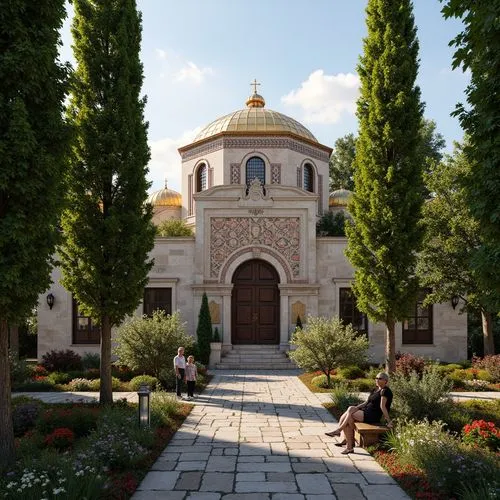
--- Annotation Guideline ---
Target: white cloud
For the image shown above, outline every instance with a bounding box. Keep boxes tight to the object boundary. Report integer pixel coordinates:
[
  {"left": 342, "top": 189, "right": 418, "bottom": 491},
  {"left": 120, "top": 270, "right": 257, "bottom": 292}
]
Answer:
[
  {"left": 282, "top": 70, "right": 360, "bottom": 124},
  {"left": 147, "top": 127, "right": 202, "bottom": 194},
  {"left": 175, "top": 61, "right": 214, "bottom": 85},
  {"left": 155, "top": 48, "right": 168, "bottom": 60}
]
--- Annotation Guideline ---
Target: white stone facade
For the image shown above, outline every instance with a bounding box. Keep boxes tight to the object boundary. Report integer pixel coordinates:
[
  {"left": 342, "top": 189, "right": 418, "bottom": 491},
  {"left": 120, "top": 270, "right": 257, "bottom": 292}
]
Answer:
[{"left": 37, "top": 99, "right": 467, "bottom": 363}]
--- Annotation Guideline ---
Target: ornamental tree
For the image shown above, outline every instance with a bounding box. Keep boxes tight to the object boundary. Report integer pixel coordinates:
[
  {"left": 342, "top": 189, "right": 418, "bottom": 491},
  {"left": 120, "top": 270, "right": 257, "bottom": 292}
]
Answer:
[
  {"left": 417, "top": 141, "right": 496, "bottom": 355},
  {"left": 346, "top": 0, "right": 425, "bottom": 373},
  {"left": 289, "top": 316, "right": 369, "bottom": 387},
  {"left": 60, "top": 0, "right": 155, "bottom": 404},
  {"left": 196, "top": 293, "right": 213, "bottom": 365},
  {"left": 441, "top": 1, "right": 500, "bottom": 316},
  {"left": 0, "top": 0, "right": 69, "bottom": 468}
]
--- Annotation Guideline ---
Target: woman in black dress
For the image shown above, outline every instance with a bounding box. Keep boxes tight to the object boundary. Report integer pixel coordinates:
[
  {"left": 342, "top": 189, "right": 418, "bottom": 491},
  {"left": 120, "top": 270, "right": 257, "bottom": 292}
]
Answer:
[{"left": 325, "top": 372, "right": 393, "bottom": 454}]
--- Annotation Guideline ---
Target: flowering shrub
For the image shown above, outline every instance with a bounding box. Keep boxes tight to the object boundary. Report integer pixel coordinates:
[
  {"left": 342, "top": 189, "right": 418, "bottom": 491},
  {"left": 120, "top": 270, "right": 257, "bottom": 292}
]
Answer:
[
  {"left": 44, "top": 427, "right": 75, "bottom": 450},
  {"left": 36, "top": 407, "right": 99, "bottom": 437},
  {"left": 395, "top": 352, "right": 426, "bottom": 378},
  {"left": 31, "top": 365, "right": 48, "bottom": 377},
  {"left": 12, "top": 402, "right": 41, "bottom": 437},
  {"left": 472, "top": 355, "right": 500, "bottom": 382},
  {"left": 462, "top": 420, "right": 500, "bottom": 451},
  {"left": 463, "top": 379, "right": 490, "bottom": 390},
  {"left": 129, "top": 375, "right": 160, "bottom": 391},
  {"left": 68, "top": 377, "right": 93, "bottom": 391}
]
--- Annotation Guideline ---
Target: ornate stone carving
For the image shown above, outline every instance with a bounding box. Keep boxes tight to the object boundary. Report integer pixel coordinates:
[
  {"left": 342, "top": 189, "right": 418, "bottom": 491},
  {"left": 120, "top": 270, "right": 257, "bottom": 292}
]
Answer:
[
  {"left": 230, "top": 163, "right": 241, "bottom": 184},
  {"left": 245, "top": 178, "right": 266, "bottom": 201},
  {"left": 248, "top": 209, "right": 264, "bottom": 216},
  {"left": 208, "top": 301, "right": 220, "bottom": 324},
  {"left": 210, "top": 217, "right": 300, "bottom": 278},
  {"left": 271, "top": 163, "right": 281, "bottom": 184}
]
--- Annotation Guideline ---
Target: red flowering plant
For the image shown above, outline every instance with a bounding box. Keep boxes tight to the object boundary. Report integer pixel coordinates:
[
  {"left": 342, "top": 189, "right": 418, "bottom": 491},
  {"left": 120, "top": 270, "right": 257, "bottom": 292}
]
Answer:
[
  {"left": 462, "top": 420, "right": 500, "bottom": 452},
  {"left": 44, "top": 427, "right": 75, "bottom": 450}
]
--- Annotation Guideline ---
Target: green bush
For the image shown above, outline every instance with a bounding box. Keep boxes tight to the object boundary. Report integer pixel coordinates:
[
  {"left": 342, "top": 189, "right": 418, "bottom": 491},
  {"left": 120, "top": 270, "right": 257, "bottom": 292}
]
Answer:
[
  {"left": 129, "top": 375, "right": 160, "bottom": 391},
  {"left": 46, "top": 371, "right": 71, "bottom": 385},
  {"left": 338, "top": 365, "right": 365, "bottom": 380},
  {"left": 289, "top": 315, "right": 369, "bottom": 387},
  {"left": 113, "top": 310, "right": 194, "bottom": 386},
  {"left": 9, "top": 351, "right": 30, "bottom": 385},
  {"left": 330, "top": 382, "right": 363, "bottom": 413},
  {"left": 311, "top": 374, "right": 331, "bottom": 388},
  {"left": 36, "top": 406, "right": 99, "bottom": 437},
  {"left": 41, "top": 349, "right": 83, "bottom": 372},
  {"left": 196, "top": 292, "right": 212, "bottom": 365},
  {"left": 13, "top": 380, "right": 56, "bottom": 392},
  {"left": 82, "top": 352, "right": 100, "bottom": 370},
  {"left": 68, "top": 378, "right": 93, "bottom": 391},
  {"left": 391, "top": 365, "right": 453, "bottom": 422},
  {"left": 156, "top": 218, "right": 194, "bottom": 237},
  {"left": 347, "top": 377, "right": 374, "bottom": 392},
  {"left": 151, "top": 391, "right": 181, "bottom": 426}
]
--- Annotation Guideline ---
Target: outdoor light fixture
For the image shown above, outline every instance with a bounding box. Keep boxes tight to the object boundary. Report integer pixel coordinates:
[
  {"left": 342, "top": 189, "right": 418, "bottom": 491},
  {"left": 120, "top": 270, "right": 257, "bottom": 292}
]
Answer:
[
  {"left": 46, "top": 293, "right": 55, "bottom": 310},
  {"left": 137, "top": 384, "right": 151, "bottom": 427},
  {"left": 451, "top": 295, "right": 459, "bottom": 310}
]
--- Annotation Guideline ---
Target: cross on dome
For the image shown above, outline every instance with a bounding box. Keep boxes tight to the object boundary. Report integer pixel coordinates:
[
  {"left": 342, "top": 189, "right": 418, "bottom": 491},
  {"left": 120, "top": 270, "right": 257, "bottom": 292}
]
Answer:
[{"left": 250, "top": 78, "right": 261, "bottom": 94}]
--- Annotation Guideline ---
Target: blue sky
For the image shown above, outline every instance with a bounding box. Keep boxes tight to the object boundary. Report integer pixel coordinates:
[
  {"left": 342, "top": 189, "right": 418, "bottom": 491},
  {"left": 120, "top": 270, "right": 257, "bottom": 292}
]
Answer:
[{"left": 59, "top": 1, "right": 469, "bottom": 193}]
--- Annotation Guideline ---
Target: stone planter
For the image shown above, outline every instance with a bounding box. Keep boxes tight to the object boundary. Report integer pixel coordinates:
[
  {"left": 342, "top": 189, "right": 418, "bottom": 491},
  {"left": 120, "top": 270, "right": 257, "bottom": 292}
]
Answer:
[{"left": 209, "top": 342, "right": 222, "bottom": 368}]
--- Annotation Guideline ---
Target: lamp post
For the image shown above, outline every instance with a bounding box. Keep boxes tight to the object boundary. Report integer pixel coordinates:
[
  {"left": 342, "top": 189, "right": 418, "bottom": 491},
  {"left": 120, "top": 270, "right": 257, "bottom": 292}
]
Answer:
[
  {"left": 451, "top": 295, "right": 460, "bottom": 310},
  {"left": 137, "top": 384, "right": 151, "bottom": 427},
  {"left": 46, "top": 293, "right": 55, "bottom": 310}
]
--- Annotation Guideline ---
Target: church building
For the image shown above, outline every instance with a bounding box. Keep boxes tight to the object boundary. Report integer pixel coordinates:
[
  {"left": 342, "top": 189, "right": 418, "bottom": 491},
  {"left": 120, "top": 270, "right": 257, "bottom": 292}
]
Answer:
[{"left": 37, "top": 87, "right": 467, "bottom": 366}]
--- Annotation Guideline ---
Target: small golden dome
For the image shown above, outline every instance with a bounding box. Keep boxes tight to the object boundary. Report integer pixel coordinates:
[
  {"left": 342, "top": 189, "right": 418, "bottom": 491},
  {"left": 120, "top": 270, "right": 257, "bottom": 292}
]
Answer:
[
  {"left": 147, "top": 180, "right": 182, "bottom": 207},
  {"left": 329, "top": 188, "right": 353, "bottom": 207},
  {"left": 193, "top": 83, "right": 317, "bottom": 144}
]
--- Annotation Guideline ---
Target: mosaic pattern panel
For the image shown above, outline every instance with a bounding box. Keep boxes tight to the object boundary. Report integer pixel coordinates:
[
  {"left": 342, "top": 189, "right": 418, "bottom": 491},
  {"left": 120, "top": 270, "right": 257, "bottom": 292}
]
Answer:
[
  {"left": 210, "top": 217, "right": 300, "bottom": 278},
  {"left": 271, "top": 163, "right": 281, "bottom": 184}
]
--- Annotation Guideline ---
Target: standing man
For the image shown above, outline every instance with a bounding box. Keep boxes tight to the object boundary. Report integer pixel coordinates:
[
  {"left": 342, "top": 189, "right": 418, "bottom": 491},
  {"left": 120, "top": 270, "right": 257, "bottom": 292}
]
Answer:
[{"left": 173, "top": 346, "right": 186, "bottom": 399}]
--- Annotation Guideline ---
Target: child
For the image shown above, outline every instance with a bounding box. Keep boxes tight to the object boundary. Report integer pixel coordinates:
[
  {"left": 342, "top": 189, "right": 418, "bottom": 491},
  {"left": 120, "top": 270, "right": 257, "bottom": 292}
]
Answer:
[{"left": 185, "top": 355, "right": 198, "bottom": 400}]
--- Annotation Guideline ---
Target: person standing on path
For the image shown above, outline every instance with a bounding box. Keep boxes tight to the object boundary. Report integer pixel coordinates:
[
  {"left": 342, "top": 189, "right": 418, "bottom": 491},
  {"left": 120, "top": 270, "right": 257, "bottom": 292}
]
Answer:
[
  {"left": 185, "top": 355, "right": 198, "bottom": 400},
  {"left": 173, "top": 346, "right": 186, "bottom": 399}
]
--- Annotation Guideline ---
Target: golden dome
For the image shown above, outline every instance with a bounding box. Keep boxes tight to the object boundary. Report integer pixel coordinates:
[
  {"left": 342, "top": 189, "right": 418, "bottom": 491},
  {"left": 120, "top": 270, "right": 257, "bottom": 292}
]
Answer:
[
  {"left": 193, "top": 89, "right": 317, "bottom": 144},
  {"left": 147, "top": 180, "right": 182, "bottom": 207},
  {"left": 329, "top": 188, "right": 353, "bottom": 207}
]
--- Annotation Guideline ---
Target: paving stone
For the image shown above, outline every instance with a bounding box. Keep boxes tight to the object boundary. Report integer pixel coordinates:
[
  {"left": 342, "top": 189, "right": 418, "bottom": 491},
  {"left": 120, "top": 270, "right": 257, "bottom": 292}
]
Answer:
[
  {"left": 186, "top": 493, "right": 221, "bottom": 500},
  {"left": 292, "top": 462, "right": 327, "bottom": 473},
  {"left": 132, "top": 491, "right": 186, "bottom": 499},
  {"left": 236, "top": 472, "right": 266, "bottom": 482},
  {"left": 175, "top": 471, "right": 203, "bottom": 490},
  {"left": 237, "top": 462, "right": 292, "bottom": 472},
  {"left": 176, "top": 461, "right": 207, "bottom": 471},
  {"left": 359, "top": 484, "right": 410, "bottom": 500},
  {"left": 180, "top": 452, "right": 210, "bottom": 461},
  {"left": 325, "top": 472, "right": 367, "bottom": 485},
  {"left": 221, "top": 494, "right": 270, "bottom": 500},
  {"left": 150, "top": 459, "right": 177, "bottom": 471},
  {"left": 272, "top": 495, "right": 305, "bottom": 500},
  {"left": 266, "top": 472, "right": 295, "bottom": 482},
  {"left": 200, "top": 472, "right": 234, "bottom": 492},
  {"left": 296, "top": 474, "right": 333, "bottom": 494},
  {"left": 332, "top": 484, "right": 365, "bottom": 500},
  {"left": 206, "top": 456, "right": 237, "bottom": 472},
  {"left": 136, "top": 471, "right": 180, "bottom": 490},
  {"left": 238, "top": 456, "right": 265, "bottom": 462},
  {"left": 304, "top": 496, "right": 337, "bottom": 500},
  {"left": 235, "top": 481, "right": 298, "bottom": 493}
]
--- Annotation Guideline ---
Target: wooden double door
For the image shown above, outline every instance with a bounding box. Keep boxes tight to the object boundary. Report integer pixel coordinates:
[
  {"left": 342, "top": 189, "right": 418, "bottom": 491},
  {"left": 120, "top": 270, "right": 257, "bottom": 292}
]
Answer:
[{"left": 231, "top": 259, "right": 280, "bottom": 344}]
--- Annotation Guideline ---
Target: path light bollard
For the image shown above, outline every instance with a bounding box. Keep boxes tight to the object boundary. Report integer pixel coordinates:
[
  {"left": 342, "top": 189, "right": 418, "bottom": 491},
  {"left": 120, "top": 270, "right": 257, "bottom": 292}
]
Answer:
[{"left": 137, "top": 384, "right": 151, "bottom": 427}]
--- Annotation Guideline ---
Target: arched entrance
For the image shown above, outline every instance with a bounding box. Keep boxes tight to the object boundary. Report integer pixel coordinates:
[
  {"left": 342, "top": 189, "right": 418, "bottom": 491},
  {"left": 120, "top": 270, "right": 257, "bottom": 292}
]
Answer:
[{"left": 231, "top": 259, "right": 280, "bottom": 344}]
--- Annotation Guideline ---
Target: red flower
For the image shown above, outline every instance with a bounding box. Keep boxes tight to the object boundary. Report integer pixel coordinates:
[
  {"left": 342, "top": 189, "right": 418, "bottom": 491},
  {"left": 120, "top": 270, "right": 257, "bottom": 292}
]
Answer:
[{"left": 44, "top": 427, "right": 75, "bottom": 450}]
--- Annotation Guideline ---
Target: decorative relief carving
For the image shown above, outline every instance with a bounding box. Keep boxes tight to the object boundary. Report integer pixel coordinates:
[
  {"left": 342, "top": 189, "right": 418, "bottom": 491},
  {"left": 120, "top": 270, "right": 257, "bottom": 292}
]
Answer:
[
  {"left": 245, "top": 178, "right": 266, "bottom": 201},
  {"left": 208, "top": 301, "right": 220, "bottom": 324},
  {"left": 248, "top": 208, "right": 264, "bottom": 216},
  {"left": 180, "top": 137, "right": 329, "bottom": 162},
  {"left": 210, "top": 217, "right": 300, "bottom": 278},
  {"left": 291, "top": 301, "right": 306, "bottom": 324},
  {"left": 230, "top": 163, "right": 241, "bottom": 184},
  {"left": 271, "top": 163, "right": 281, "bottom": 184}
]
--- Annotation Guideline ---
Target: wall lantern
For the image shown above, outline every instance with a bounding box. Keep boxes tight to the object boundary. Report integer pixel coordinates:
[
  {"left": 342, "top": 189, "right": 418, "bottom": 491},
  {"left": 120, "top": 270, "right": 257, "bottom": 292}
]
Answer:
[
  {"left": 137, "top": 384, "right": 151, "bottom": 427},
  {"left": 46, "top": 293, "right": 55, "bottom": 310},
  {"left": 451, "top": 295, "right": 460, "bottom": 310}
]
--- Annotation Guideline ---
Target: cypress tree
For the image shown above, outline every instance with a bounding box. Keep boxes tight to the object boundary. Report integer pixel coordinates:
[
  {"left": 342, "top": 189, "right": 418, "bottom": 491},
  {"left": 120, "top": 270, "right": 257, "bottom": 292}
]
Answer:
[
  {"left": 60, "top": 0, "right": 155, "bottom": 404},
  {"left": 0, "top": 0, "right": 69, "bottom": 467},
  {"left": 196, "top": 293, "right": 212, "bottom": 365},
  {"left": 346, "top": 0, "right": 424, "bottom": 373}
]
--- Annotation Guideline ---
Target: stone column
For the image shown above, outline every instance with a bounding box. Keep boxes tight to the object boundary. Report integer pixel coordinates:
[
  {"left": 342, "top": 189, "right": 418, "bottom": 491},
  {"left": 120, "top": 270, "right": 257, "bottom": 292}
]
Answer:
[
  {"left": 279, "top": 294, "right": 289, "bottom": 350},
  {"left": 222, "top": 290, "right": 233, "bottom": 353}
]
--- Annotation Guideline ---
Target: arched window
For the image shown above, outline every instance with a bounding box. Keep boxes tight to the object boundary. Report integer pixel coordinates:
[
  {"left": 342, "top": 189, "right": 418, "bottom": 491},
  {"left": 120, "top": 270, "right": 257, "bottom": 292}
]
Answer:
[
  {"left": 245, "top": 156, "right": 265, "bottom": 187},
  {"left": 303, "top": 163, "right": 314, "bottom": 192},
  {"left": 196, "top": 163, "right": 207, "bottom": 192}
]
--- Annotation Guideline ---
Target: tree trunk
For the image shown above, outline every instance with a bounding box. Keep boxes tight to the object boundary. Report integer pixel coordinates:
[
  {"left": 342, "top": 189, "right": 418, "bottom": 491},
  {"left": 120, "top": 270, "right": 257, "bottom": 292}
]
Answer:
[
  {"left": 8, "top": 324, "right": 19, "bottom": 357},
  {"left": 385, "top": 315, "right": 396, "bottom": 373},
  {"left": 482, "top": 310, "right": 495, "bottom": 355},
  {"left": 99, "top": 315, "right": 113, "bottom": 405},
  {"left": 0, "top": 318, "right": 15, "bottom": 469}
]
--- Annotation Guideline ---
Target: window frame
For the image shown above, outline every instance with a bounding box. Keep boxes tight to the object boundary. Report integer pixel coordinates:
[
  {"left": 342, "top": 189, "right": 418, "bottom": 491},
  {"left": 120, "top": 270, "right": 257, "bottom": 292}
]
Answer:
[
  {"left": 196, "top": 163, "right": 207, "bottom": 192},
  {"left": 245, "top": 156, "right": 266, "bottom": 187},
  {"left": 303, "top": 163, "right": 314, "bottom": 192},
  {"left": 339, "top": 287, "right": 368, "bottom": 336},
  {"left": 402, "top": 289, "right": 433, "bottom": 344},
  {"left": 72, "top": 299, "right": 100, "bottom": 345},
  {"left": 143, "top": 287, "right": 172, "bottom": 317}
]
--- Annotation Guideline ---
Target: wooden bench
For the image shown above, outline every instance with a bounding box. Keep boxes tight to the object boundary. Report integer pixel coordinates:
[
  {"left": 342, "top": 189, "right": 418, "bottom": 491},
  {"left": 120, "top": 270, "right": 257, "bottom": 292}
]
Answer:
[{"left": 354, "top": 422, "right": 389, "bottom": 447}]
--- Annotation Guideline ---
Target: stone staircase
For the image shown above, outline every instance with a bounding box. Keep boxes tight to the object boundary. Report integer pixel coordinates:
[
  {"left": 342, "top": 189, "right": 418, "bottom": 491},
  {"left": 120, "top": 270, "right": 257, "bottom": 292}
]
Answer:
[{"left": 216, "top": 345, "right": 297, "bottom": 370}]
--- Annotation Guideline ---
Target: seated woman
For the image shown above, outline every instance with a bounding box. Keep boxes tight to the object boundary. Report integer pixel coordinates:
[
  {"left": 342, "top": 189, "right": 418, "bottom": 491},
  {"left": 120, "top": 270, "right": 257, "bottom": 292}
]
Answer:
[{"left": 325, "top": 372, "right": 393, "bottom": 454}]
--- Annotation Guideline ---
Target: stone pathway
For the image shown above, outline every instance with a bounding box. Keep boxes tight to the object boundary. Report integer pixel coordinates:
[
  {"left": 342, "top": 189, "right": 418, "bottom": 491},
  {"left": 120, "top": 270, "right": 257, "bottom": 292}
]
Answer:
[{"left": 132, "top": 370, "right": 409, "bottom": 500}]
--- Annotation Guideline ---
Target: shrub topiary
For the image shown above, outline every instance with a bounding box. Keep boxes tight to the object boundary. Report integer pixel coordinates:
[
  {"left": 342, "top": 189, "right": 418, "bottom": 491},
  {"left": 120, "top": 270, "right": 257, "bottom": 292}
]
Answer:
[
  {"left": 41, "top": 349, "right": 83, "bottom": 372},
  {"left": 129, "top": 375, "right": 160, "bottom": 391},
  {"left": 338, "top": 365, "right": 365, "bottom": 380},
  {"left": 196, "top": 292, "right": 212, "bottom": 365}
]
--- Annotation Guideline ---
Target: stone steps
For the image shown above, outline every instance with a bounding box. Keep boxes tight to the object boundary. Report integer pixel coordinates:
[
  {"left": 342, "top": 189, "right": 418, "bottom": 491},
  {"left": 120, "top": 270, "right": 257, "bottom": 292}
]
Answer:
[{"left": 216, "top": 345, "right": 296, "bottom": 370}]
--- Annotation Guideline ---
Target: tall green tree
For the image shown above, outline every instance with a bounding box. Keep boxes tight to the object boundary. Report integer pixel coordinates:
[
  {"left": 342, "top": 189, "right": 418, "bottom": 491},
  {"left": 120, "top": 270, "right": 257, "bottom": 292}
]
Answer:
[
  {"left": 0, "top": 1, "right": 69, "bottom": 468},
  {"left": 60, "top": 0, "right": 155, "bottom": 404},
  {"left": 329, "top": 120, "right": 444, "bottom": 192},
  {"left": 196, "top": 292, "right": 213, "bottom": 365},
  {"left": 441, "top": 1, "right": 500, "bottom": 316},
  {"left": 417, "top": 141, "right": 496, "bottom": 355},
  {"left": 346, "top": 0, "right": 425, "bottom": 373},
  {"left": 329, "top": 133, "right": 357, "bottom": 191}
]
